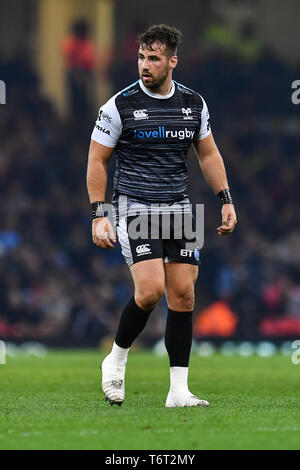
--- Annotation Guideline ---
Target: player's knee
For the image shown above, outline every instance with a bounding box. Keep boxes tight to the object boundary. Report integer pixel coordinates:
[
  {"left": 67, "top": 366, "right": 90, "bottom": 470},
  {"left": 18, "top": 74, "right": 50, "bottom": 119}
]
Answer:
[
  {"left": 169, "top": 288, "right": 194, "bottom": 311},
  {"left": 135, "top": 283, "right": 164, "bottom": 310}
]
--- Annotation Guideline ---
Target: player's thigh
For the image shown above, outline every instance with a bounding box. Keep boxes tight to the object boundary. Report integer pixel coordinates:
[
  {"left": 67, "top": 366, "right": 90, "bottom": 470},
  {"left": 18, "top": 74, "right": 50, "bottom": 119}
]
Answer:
[
  {"left": 164, "top": 262, "right": 198, "bottom": 309},
  {"left": 130, "top": 258, "right": 165, "bottom": 300}
]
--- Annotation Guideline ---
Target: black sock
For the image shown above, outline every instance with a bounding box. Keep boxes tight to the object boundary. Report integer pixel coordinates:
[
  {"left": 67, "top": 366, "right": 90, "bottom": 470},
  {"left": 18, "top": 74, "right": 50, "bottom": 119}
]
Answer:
[
  {"left": 164, "top": 308, "right": 193, "bottom": 367},
  {"left": 115, "top": 296, "right": 154, "bottom": 348}
]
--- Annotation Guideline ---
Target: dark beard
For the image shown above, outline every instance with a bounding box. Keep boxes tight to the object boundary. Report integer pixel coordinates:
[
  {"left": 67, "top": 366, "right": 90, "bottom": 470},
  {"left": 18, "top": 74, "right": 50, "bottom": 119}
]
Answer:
[{"left": 141, "top": 68, "right": 169, "bottom": 92}]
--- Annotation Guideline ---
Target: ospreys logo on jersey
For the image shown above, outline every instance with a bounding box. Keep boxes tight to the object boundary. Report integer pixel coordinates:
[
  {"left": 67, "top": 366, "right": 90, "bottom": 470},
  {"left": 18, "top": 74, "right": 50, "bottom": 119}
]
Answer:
[{"left": 182, "top": 108, "right": 193, "bottom": 120}]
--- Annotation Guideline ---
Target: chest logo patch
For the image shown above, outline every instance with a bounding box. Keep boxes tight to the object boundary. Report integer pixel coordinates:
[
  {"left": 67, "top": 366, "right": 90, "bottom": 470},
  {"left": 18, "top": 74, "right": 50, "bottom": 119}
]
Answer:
[
  {"left": 182, "top": 108, "right": 193, "bottom": 120},
  {"left": 133, "top": 109, "right": 149, "bottom": 120}
]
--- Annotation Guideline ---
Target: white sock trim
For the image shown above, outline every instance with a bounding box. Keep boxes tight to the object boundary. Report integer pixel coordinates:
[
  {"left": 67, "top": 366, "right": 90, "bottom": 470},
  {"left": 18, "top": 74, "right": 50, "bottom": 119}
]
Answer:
[
  {"left": 109, "top": 342, "right": 130, "bottom": 365},
  {"left": 169, "top": 366, "right": 189, "bottom": 393}
]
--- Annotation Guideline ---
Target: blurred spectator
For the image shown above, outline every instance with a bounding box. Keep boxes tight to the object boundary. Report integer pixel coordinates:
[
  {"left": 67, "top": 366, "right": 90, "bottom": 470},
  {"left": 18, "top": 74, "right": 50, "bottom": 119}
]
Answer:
[
  {"left": 111, "top": 20, "right": 146, "bottom": 90},
  {"left": 61, "top": 19, "right": 96, "bottom": 121},
  {"left": 236, "top": 20, "right": 262, "bottom": 63},
  {"left": 202, "top": 17, "right": 262, "bottom": 63}
]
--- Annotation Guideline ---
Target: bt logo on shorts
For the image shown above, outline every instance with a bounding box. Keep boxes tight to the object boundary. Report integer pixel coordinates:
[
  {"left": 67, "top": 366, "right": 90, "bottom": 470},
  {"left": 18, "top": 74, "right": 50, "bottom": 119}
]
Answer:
[
  {"left": 133, "top": 109, "right": 149, "bottom": 120},
  {"left": 180, "top": 249, "right": 200, "bottom": 260},
  {"left": 136, "top": 244, "right": 151, "bottom": 255},
  {"left": 180, "top": 249, "right": 194, "bottom": 257}
]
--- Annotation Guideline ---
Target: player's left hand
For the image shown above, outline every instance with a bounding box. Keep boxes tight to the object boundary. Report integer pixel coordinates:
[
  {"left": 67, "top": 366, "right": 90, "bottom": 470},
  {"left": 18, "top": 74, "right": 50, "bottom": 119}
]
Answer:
[{"left": 217, "top": 204, "right": 237, "bottom": 235}]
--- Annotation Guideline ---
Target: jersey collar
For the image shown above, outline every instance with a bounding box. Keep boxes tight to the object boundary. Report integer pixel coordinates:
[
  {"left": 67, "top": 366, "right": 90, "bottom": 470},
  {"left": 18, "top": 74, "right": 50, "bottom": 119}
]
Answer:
[{"left": 138, "top": 79, "right": 175, "bottom": 99}]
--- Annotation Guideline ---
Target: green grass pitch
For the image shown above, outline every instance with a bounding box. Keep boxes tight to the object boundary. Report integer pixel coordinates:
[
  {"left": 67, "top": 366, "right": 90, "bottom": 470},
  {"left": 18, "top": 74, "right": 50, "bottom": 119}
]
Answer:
[{"left": 0, "top": 350, "right": 299, "bottom": 450}]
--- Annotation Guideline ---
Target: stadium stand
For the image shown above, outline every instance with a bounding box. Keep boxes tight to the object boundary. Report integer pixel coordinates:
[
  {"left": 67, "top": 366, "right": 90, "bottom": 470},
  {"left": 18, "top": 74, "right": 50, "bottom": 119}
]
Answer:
[{"left": 0, "top": 45, "right": 299, "bottom": 346}]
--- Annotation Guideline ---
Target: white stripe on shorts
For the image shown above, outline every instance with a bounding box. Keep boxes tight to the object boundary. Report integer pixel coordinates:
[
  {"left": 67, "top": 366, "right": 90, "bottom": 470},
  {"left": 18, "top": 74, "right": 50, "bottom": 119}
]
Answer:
[{"left": 117, "top": 217, "right": 134, "bottom": 267}]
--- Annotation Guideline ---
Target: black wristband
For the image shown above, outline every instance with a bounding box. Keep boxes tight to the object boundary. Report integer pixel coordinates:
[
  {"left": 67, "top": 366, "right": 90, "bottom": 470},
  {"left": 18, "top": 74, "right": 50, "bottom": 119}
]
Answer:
[
  {"left": 217, "top": 189, "right": 233, "bottom": 205},
  {"left": 91, "top": 201, "right": 107, "bottom": 219}
]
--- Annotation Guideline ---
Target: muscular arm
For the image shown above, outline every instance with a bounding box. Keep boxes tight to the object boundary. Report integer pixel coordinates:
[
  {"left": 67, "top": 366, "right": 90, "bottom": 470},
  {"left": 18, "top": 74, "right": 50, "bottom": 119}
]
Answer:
[
  {"left": 86, "top": 139, "right": 114, "bottom": 202},
  {"left": 193, "top": 133, "right": 229, "bottom": 195},
  {"left": 193, "top": 133, "right": 237, "bottom": 235},
  {"left": 87, "top": 139, "right": 116, "bottom": 248}
]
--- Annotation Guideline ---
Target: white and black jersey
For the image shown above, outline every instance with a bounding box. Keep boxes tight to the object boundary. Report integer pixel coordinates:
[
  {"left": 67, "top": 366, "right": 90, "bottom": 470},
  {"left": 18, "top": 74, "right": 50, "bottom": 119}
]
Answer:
[{"left": 91, "top": 79, "right": 211, "bottom": 203}]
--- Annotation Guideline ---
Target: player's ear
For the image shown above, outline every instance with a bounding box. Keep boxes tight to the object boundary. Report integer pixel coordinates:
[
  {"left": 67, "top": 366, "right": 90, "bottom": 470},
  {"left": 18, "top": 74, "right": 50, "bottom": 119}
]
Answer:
[{"left": 169, "top": 55, "right": 178, "bottom": 70}]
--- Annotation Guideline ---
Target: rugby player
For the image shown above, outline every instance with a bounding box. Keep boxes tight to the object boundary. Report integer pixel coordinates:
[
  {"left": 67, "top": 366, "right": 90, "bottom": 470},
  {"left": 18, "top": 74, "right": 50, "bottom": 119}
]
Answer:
[{"left": 87, "top": 24, "right": 237, "bottom": 407}]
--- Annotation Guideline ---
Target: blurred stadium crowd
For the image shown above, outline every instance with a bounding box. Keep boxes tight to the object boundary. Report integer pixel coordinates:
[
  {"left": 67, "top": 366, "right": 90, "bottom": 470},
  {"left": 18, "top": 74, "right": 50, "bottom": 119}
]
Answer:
[{"left": 0, "top": 24, "right": 299, "bottom": 346}]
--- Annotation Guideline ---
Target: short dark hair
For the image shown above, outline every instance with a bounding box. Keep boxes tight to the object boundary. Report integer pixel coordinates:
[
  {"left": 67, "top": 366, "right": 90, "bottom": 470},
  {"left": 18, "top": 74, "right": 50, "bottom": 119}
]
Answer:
[{"left": 138, "top": 24, "right": 182, "bottom": 57}]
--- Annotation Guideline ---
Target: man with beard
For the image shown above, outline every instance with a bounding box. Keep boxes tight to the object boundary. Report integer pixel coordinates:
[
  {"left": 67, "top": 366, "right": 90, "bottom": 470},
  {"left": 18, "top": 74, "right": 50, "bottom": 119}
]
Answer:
[{"left": 87, "top": 24, "right": 237, "bottom": 407}]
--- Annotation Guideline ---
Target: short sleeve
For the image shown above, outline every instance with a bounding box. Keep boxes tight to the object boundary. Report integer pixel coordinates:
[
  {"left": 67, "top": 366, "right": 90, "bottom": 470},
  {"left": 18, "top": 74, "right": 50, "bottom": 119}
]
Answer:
[
  {"left": 195, "top": 96, "right": 211, "bottom": 141},
  {"left": 91, "top": 95, "right": 122, "bottom": 147}
]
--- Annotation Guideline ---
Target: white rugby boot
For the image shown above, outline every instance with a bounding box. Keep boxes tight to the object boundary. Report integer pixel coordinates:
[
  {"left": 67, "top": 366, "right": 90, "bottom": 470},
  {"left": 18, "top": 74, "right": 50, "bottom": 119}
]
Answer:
[
  {"left": 165, "top": 366, "right": 209, "bottom": 408},
  {"left": 165, "top": 390, "right": 210, "bottom": 408},
  {"left": 101, "top": 354, "right": 126, "bottom": 406}
]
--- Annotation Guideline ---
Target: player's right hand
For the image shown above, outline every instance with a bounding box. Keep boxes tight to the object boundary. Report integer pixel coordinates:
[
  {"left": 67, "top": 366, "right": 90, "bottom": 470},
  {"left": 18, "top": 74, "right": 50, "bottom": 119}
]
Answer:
[{"left": 92, "top": 217, "right": 116, "bottom": 249}]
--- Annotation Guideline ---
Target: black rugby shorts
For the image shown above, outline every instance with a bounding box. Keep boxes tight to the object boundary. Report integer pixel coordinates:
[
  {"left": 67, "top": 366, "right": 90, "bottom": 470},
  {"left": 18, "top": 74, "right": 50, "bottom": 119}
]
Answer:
[{"left": 112, "top": 195, "right": 201, "bottom": 267}]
